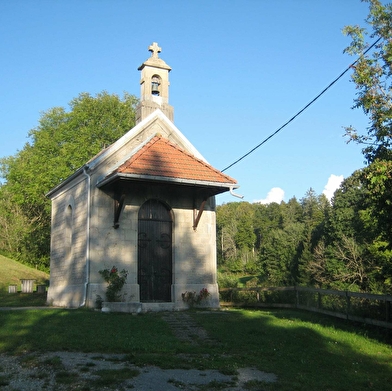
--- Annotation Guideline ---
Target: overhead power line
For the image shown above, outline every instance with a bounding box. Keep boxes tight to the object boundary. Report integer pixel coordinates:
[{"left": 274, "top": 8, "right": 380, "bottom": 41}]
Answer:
[{"left": 221, "top": 37, "right": 382, "bottom": 173}]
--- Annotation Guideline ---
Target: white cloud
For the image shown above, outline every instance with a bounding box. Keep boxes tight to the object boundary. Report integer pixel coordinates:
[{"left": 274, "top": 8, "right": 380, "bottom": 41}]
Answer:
[
  {"left": 323, "top": 174, "right": 344, "bottom": 201},
  {"left": 255, "top": 187, "right": 285, "bottom": 204}
]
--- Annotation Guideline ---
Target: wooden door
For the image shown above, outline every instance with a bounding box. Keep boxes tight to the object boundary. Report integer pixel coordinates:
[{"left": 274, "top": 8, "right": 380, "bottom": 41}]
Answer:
[{"left": 138, "top": 200, "right": 172, "bottom": 302}]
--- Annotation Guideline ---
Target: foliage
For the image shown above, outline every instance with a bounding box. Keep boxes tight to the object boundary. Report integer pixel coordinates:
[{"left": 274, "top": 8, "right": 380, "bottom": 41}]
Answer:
[
  {"left": 0, "top": 91, "right": 137, "bottom": 269},
  {"left": 363, "top": 160, "right": 392, "bottom": 244},
  {"left": 99, "top": 266, "right": 128, "bottom": 302},
  {"left": 217, "top": 175, "right": 392, "bottom": 294},
  {"left": 181, "top": 288, "right": 210, "bottom": 307},
  {"left": 341, "top": 0, "right": 392, "bottom": 273},
  {"left": 343, "top": 0, "right": 392, "bottom": 163}
]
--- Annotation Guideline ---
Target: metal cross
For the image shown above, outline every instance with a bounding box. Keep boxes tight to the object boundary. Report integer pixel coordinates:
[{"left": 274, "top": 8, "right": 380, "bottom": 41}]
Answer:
[{"left": 148, "top": 42, "right": 161, "bottom": 59}]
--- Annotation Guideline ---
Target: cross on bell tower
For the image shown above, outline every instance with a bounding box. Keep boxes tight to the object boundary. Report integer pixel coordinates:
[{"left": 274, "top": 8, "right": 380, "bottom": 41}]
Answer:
[
  {"left": 136, "top": 42, "right": 174, "bottom": 124},
  {"left": 148, "top": 42, "right": 161, "bottom": 59}
]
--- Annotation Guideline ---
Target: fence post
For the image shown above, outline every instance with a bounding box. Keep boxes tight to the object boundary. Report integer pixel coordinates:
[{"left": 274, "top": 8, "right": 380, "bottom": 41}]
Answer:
[
  {"left": 295, "top": 286, "right": 299, "bottom": 308},
  {"left": 386, "top": 297, "right": 390, "bottom": 323},
  {"left": 345, "top": 291, "right": 351, "bottom": 320},
  {"left": 317, "top": 291, "right": 321, "bottom": 310}
]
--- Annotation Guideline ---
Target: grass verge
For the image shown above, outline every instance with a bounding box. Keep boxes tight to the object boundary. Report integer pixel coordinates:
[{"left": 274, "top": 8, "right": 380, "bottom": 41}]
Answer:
[
  {"left": 0, "top": 291, "right": 48, "bottom": 307},
  {"left": 0, "top": 308, "right": 391, "bottom": 391},
  {"left": 0, "top": 254, "right": 49, "bottom": 288}
]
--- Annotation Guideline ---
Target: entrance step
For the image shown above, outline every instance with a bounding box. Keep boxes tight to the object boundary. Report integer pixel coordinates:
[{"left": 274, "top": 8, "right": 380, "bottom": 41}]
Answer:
[{"left": 141, "top": 302, "right": 176, "bottom": 312}]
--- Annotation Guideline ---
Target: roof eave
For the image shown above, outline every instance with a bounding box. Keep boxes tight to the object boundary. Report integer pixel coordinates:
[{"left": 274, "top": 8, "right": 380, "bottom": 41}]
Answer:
[
  {"left": 96, "top": 172, "right": 238, "bottom": 192},
  {"left": 46, "top": 165, "right": 88, "bottom": 199}
]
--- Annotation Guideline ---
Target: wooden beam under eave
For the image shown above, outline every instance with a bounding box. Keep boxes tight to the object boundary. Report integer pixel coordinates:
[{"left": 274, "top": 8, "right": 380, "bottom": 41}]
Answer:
[
  {"left": 193, "top": 199, "right": 208, "bottom": 230},
  {"left": 113, "top": 194, "right": 126, "bottom": 229}
]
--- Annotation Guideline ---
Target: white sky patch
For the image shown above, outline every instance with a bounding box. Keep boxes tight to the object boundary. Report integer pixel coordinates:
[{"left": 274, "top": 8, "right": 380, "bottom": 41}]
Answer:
[
  {"left": 255, "top": 187, "right": 285, "bottom": 204},
  {"left": 323, "top": 174, "right": 344, "bottom": 201}
]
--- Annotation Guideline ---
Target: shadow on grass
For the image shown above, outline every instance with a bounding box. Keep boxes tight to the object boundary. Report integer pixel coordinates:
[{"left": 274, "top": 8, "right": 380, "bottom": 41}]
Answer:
[
  {"left": 192, "top": 309, "right": 392, "bottom": 391},
  {"left": 0, "top": 309, "right": 182, "bottom": 355},
  {"left": 0, "top": 291, "right": 47, "bottom": 307},
  {"left": 0, "top": 308, "right": 391, "bottom": 391}
]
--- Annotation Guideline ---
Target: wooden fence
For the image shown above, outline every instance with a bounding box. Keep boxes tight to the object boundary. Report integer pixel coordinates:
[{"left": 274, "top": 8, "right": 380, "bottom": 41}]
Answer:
[{"left": 219, "top": 286, "right": 392, "bottom": 329}]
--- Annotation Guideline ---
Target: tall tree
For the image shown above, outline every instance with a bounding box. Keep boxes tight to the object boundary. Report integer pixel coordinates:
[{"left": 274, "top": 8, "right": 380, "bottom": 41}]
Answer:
[
  {"left": 0, "top": 91, "right": 138, "bottom": 269},
  {"left": 343, "top": 0, "right": 392, "bottom": 163},
  {"left": 342, "top": 0, "right": 392, "bottom": 291}
]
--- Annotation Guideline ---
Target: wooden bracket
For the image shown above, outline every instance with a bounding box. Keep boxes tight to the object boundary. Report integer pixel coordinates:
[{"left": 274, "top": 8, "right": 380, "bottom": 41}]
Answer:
[
  {"left": 113, "top": 194, "right": 126, "bottom": 229},
  {"left": 193, "top": 199, "right": 207, "bottom": 230}
]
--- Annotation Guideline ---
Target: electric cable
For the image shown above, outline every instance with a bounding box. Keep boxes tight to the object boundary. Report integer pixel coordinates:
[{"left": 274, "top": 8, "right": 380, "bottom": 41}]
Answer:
[{"left": 221, "top": 37, "right": 382, "bottom": 173}]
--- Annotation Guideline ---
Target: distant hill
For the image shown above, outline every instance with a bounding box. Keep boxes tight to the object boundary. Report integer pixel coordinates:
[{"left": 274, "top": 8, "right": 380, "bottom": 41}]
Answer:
[{"left": 0, "top": 255, "right": 49, "bottom": 289}]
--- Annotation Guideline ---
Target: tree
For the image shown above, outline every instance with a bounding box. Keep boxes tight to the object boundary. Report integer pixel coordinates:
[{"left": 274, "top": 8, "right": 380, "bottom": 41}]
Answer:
[
  {"left": 234, "top": 202, "right": 256, "bottom": 251},
  {"left": 342, "top": 0, "right": 392, "bottom": 261},
  {"left": 261, "top": 222, "right": 304, "bottom": 286},
  {"left": 0, "top": 186, "right": 36, "bottom": 258},
  {"left": 216, "top": 203, "right": 240, "bottom": 265},
  {"left": 0, "top": 91, "right": 138, "bottom": 269},
  {"left": 343, "top": 0, "right": 392, "bottom": 163},
  {"left": 326, "top": 170, "right": 371, "bottom": 243},
  {"left": 297, "top": 189, "right": 330, "bottom": 285}
]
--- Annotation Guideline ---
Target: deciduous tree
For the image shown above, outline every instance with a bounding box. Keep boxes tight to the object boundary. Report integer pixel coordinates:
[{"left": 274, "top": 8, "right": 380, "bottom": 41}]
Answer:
[
  {"left": 0, "top": 91, "right": 137, "bottom": 269},
  {"left": 343, "top": 0, "right": 392, "bottom": 163}
]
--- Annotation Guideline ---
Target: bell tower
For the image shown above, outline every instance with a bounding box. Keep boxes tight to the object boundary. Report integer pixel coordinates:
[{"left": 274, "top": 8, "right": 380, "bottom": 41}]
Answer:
[{"left": 136, "top": 42, "right": 174, "bottom": 124}]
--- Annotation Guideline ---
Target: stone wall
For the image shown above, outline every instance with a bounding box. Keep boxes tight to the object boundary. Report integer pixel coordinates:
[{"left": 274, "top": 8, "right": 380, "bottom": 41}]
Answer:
[{"left": 47, "top": 174, "right": 88, "bottom": 307}]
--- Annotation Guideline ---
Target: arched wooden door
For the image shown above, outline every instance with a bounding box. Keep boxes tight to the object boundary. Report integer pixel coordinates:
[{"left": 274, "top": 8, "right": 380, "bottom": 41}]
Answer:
[{"left": 138, "top": 200, "right": 173, "bottom": 302}]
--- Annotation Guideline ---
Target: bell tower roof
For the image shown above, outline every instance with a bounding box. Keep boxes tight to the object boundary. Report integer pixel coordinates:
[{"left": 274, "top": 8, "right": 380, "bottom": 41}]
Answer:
[
  {"left": 136, "top": 42, "right": 174, "bottom": 124},
  {"left": 138, "top": 42, "right": 171, "bottom": 72}
]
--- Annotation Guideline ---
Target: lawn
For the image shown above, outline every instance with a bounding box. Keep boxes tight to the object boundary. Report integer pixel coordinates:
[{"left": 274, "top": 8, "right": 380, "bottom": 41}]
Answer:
[
  {"left": 0, "top": 254, "right": 49, "bottom": 289},
  {"left": 0, "top": 307, "right": 391, "bottom": 391},
  {"left": 0, "top": 291, "right": 48, "bottom": 307},
  {"left": 0, "top": 255, "right": 49, "bottom": 307}
]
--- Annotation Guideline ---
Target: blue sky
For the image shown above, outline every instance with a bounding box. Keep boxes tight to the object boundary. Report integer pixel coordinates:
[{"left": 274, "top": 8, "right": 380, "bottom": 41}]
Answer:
[{"left": 0, "top": 0, "right": 376, "bottom": 204}]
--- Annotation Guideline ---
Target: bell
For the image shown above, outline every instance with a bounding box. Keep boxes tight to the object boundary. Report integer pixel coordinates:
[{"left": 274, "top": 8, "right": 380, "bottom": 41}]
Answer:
[{"left": 151, "top": 81, "right": 160, "bottom": 95}]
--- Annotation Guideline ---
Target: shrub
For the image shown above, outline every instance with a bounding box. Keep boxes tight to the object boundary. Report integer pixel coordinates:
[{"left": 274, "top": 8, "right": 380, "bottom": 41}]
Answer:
[
  {"left": 98, "top": 266, "right": 128, "bottom": 302},
  {"left": 182, "top": 288, "right": 210, "bottom": 307}
]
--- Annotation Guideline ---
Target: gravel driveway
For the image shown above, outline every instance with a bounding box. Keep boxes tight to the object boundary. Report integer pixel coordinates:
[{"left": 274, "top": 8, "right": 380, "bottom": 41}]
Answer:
[{"left": 0, "top": 351, "right": 277, "bottom": 390}]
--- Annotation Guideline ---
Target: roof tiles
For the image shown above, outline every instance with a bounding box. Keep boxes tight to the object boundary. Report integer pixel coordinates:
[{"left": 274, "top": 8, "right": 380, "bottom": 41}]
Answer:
[{"left": 115, "top": 135, "right": 237, "bottom": 185}]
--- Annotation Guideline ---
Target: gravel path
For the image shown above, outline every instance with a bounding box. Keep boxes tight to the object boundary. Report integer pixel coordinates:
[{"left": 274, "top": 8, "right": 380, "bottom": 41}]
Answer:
[{"left": 0, "top": 351, "right": 277, "bottom": 390}]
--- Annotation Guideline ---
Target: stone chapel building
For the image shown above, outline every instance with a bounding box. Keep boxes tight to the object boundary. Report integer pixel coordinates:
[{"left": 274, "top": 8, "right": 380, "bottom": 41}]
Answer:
[{"left": 46, "top": 43, "right": 239, "bottom": 312}]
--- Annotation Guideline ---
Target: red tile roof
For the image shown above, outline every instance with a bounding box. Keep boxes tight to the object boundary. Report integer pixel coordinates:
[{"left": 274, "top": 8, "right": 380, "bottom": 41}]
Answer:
[{"left": 114, "top": 135, "right": 237, "bottom": 185}]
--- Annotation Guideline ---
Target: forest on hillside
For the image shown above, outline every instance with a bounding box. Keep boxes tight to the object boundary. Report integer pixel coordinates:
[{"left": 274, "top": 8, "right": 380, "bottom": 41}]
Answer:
[{"left": 216, "top": 180, "right": 392, "bottom": 294}]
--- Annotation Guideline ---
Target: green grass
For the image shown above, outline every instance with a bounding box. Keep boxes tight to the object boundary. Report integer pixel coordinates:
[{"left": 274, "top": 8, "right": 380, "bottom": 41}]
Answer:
[
  {"left": 194, "top": 309, "right": 392, "bottom": 390},
  {"left": 0, "top": 309, "right": 183, "bottom": 355},
  {"left": 0, "top": 291, "right": 48, "bottom": 307},
  {"left": 0, "top": 254, "right": 49, "bottom": 290},
  {"left": 0, "top": 308, "right": 391, "bottom": 390},
  {"left": 0, "top": 254, "right": 49, "bottom": 307}
]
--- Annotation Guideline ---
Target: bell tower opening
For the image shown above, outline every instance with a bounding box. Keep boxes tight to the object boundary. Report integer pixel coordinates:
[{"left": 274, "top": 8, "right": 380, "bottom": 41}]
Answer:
[
  {"left": 151, "top": 75, "right": 161, "bottom": 96},
  {"left": 136, "top": 42, "right": 174, "bottom": 124}
]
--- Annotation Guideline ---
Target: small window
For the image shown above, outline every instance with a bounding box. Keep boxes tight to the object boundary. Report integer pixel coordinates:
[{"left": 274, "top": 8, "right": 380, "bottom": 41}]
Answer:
[{"left": 64, "top": 204, "right": 73, "bottom": 260}]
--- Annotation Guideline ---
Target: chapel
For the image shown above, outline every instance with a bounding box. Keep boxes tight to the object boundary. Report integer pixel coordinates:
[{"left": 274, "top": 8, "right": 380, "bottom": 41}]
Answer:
[{"left": 46, "top": 43, "right": 239, "bottom": 311}]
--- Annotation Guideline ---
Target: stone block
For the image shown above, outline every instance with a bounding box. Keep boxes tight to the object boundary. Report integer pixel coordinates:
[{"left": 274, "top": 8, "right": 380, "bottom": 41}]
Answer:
[
  {"left": 102, "top": 302, "right": 142, "bottom": 313},
  {"left": 20, "top": 279, "right": 35, "bottom": 293},
  {"left": 8, "top": 285, "right": 17, "bottom": 293}
]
